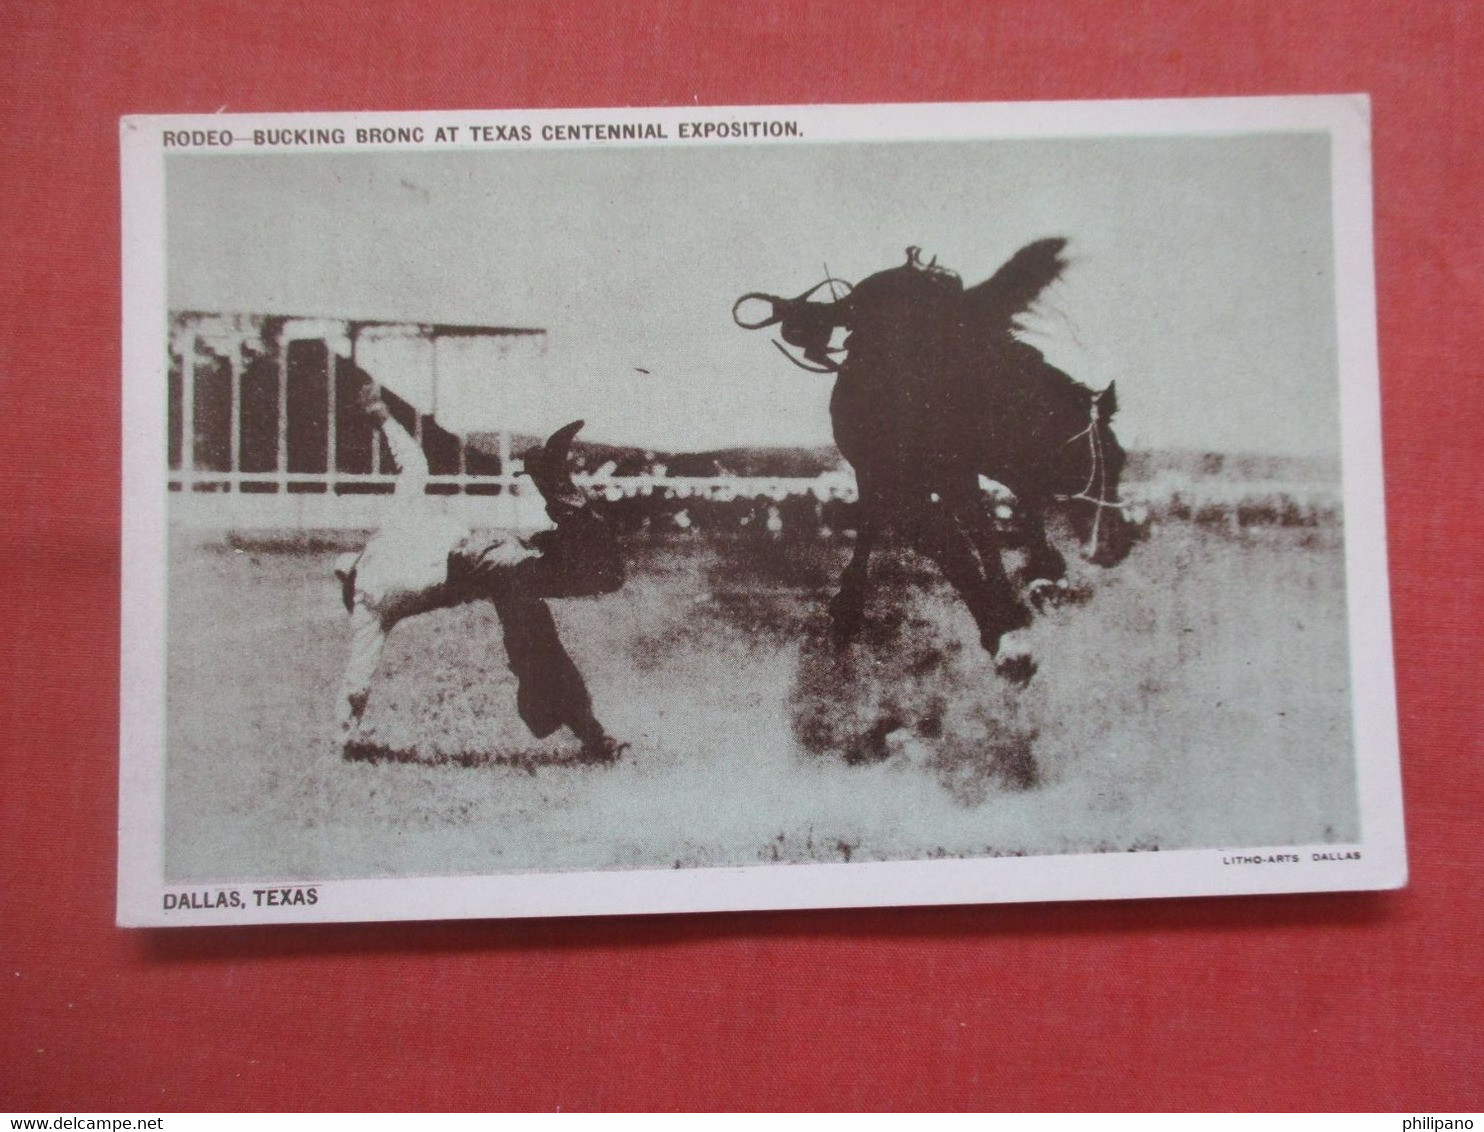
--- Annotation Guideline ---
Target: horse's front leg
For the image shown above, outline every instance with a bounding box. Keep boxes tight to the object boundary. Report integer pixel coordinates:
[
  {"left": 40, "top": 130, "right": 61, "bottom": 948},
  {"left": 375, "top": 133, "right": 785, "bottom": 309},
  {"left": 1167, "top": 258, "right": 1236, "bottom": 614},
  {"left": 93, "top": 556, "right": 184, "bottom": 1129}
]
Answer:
[
  {"left": 913, "top": 505, "right": 1036, "bottom": 685},
  {"left": 1013, "top": 499, "right": 1078, "bottom": 612},
  {"left": 828, "top": 508, "right": 877, "bottom": 643}
]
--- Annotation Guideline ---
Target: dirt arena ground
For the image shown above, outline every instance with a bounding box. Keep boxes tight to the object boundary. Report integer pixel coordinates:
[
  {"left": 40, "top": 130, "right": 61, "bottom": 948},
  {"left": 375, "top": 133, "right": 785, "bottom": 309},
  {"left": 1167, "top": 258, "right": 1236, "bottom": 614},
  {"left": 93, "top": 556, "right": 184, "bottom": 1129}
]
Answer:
[{"left": 164, "top": 522, "right": 1359, "bottom": 883}]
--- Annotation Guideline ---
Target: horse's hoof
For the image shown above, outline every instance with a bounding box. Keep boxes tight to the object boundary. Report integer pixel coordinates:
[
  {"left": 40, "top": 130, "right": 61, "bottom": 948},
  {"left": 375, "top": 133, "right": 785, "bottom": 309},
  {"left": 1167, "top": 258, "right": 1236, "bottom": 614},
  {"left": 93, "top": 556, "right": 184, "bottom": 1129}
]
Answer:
[
  {"left": 995, "top": 653, "right": 1037, "bottom": 686},
  {"left": 1026, "top": 578, "right": 1065, "bottom": 612},
  {"left": 1028, "top": 577, "right": 1090, "bottom": 610},
  {"left": 579, "top": 735, "right": 628, "bottom": 764},
  {"left": 992, "top": 629, "right": 1037, "bottom": 686}
]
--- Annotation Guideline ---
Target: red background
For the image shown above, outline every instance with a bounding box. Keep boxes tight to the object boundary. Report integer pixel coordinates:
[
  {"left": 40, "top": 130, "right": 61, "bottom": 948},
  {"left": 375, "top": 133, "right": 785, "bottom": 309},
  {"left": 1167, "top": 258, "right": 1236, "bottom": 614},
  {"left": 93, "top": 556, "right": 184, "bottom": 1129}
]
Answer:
[{"left": 1, "top": 0, "right": 1480, "bottom": 1113}]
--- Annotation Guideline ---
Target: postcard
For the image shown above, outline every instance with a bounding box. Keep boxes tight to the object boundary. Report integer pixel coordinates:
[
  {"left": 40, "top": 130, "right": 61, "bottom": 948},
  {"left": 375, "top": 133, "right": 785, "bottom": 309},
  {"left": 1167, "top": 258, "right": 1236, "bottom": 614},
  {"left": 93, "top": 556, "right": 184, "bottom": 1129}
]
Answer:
[{"left": 118, "top": 97, "right": 1404, "bottom": 925}]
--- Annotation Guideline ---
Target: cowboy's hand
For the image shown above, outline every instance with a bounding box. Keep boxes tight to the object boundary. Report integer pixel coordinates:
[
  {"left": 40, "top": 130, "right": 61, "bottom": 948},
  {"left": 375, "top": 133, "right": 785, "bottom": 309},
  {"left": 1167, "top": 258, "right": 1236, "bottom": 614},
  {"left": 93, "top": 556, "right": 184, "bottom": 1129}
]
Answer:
[{"left": 355, "top": 383, "right": 390, "bottom": 421}]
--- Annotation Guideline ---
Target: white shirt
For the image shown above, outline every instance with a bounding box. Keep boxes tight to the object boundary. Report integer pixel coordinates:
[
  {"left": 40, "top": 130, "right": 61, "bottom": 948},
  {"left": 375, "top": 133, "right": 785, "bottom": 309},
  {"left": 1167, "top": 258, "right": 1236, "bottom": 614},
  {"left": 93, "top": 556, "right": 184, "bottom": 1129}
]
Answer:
[{"left": 351, "top": 416, "right": 471, "bottom": 622}]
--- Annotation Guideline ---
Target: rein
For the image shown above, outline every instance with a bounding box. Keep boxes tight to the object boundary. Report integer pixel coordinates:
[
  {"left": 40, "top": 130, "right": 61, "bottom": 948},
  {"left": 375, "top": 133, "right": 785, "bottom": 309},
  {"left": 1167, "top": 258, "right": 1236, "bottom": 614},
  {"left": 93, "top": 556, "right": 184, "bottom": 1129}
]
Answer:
[
  {"left": 1054, "top": 396, "right": 1126, "bottom": 557},
  {"left": 771, "top": 339, "right": 839, "bottom": 373}
]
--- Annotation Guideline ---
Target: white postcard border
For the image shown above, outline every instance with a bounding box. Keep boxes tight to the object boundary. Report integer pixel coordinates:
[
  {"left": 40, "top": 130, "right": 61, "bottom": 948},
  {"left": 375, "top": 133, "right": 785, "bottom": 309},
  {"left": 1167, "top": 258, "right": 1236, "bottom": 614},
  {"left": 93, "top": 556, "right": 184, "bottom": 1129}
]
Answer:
[{"left": 119, "top": 96, "right": 1405, "bottom": 928}]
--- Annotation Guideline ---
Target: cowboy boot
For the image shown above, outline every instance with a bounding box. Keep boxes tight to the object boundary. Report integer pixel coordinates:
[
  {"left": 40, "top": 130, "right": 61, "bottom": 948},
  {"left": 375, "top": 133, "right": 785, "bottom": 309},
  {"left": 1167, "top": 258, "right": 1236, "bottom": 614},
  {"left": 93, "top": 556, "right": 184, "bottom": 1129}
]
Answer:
[
  {"left": 521, "top": 420, "right": 625, "bottom": 598},
  {"left": 520, "top": 419, "right": 587, "bottom": 519}
]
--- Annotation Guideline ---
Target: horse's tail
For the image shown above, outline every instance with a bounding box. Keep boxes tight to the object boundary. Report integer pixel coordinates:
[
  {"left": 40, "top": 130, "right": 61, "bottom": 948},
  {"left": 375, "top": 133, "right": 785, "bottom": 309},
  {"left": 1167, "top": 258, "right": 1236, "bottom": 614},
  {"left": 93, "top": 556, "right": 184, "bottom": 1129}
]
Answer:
[{"left": 961, "top": 237, "right": 1069, "bottom": 334}]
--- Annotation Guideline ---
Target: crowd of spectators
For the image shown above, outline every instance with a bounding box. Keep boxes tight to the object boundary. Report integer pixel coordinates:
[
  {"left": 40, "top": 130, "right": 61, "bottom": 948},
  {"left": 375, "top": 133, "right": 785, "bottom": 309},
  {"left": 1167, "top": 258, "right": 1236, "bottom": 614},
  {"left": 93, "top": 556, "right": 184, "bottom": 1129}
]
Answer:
[{"left": 581, "top": 476, "right": 860, "bottom": 540}]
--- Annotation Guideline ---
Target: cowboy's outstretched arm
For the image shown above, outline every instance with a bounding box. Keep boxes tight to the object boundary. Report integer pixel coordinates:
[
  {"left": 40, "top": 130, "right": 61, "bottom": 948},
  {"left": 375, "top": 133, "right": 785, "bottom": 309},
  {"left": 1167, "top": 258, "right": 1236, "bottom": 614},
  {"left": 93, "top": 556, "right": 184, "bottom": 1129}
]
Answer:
[{"left": 379, "top": 416, "right": 429, "bottom": 496}]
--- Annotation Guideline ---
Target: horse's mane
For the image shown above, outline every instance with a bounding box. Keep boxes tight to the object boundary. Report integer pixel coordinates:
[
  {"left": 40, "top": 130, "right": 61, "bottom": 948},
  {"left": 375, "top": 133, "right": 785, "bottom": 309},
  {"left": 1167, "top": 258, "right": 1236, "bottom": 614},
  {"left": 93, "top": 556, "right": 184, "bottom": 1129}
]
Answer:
[
  {"left": 982, "top": 337, "right": 1095, "bottom": 409},
  {"left": 955, "top": 238, "right": 1099, "bottom": 421}
]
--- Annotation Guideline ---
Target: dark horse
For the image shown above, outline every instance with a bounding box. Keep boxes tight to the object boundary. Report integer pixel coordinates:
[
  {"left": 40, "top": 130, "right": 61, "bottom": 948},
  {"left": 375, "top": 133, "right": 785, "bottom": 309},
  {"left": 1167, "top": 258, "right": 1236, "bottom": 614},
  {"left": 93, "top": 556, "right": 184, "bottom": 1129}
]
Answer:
[{"left": 734, "top": 241, "right": 1134, "bottom": 682}]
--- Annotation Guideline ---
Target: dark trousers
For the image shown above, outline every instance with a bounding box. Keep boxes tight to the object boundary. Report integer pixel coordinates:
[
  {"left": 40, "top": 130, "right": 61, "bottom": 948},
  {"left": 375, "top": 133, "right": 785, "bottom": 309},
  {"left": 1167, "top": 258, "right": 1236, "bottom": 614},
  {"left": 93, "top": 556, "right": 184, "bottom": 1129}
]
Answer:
[{"left": 449, "top": 510, "right": 624, "bottom": 742}]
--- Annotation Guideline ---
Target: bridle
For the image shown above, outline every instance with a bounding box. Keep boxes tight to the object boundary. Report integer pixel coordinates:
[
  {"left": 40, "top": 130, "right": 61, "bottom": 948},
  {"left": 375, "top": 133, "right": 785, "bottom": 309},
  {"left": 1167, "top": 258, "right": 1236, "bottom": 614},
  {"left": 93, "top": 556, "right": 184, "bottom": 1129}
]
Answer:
[{"left": 1054, "top": 393, "right": 1127, "bottom": 558}]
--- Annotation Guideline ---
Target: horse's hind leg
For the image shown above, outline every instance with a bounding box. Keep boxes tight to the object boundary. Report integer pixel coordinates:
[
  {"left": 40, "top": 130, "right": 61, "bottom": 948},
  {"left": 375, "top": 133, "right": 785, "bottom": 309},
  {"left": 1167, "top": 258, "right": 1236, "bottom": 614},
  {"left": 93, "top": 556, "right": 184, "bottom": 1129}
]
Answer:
[{"left": 828, "top": 515, "right": 877, "bottom": 643}]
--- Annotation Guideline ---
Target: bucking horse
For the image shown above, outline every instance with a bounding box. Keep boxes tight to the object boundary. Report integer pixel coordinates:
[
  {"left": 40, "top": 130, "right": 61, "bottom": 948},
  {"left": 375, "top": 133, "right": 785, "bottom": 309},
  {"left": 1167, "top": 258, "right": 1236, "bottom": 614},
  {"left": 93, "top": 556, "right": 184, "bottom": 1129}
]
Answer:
[{"left": 734, "top": 240, "right": 1134, "bottom": 683}]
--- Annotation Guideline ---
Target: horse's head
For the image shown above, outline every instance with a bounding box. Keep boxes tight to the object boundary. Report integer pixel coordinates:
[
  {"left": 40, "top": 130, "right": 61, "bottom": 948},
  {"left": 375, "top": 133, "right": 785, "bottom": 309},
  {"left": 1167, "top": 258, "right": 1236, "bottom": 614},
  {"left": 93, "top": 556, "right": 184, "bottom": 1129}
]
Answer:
[
  {"left": 733, "top": 278, "right": 853, "bottom": 373},
  {"left": 1054, "top": 382, "right": 1134, "bottom": 567}
]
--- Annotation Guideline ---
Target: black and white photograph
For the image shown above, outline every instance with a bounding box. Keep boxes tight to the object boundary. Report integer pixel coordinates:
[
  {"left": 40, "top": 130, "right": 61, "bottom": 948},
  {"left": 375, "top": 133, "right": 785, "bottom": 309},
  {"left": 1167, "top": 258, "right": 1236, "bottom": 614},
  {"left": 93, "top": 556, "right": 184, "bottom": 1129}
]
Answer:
[{"left": 118, "top": 98, "right": 1404, "bottom": 925}]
